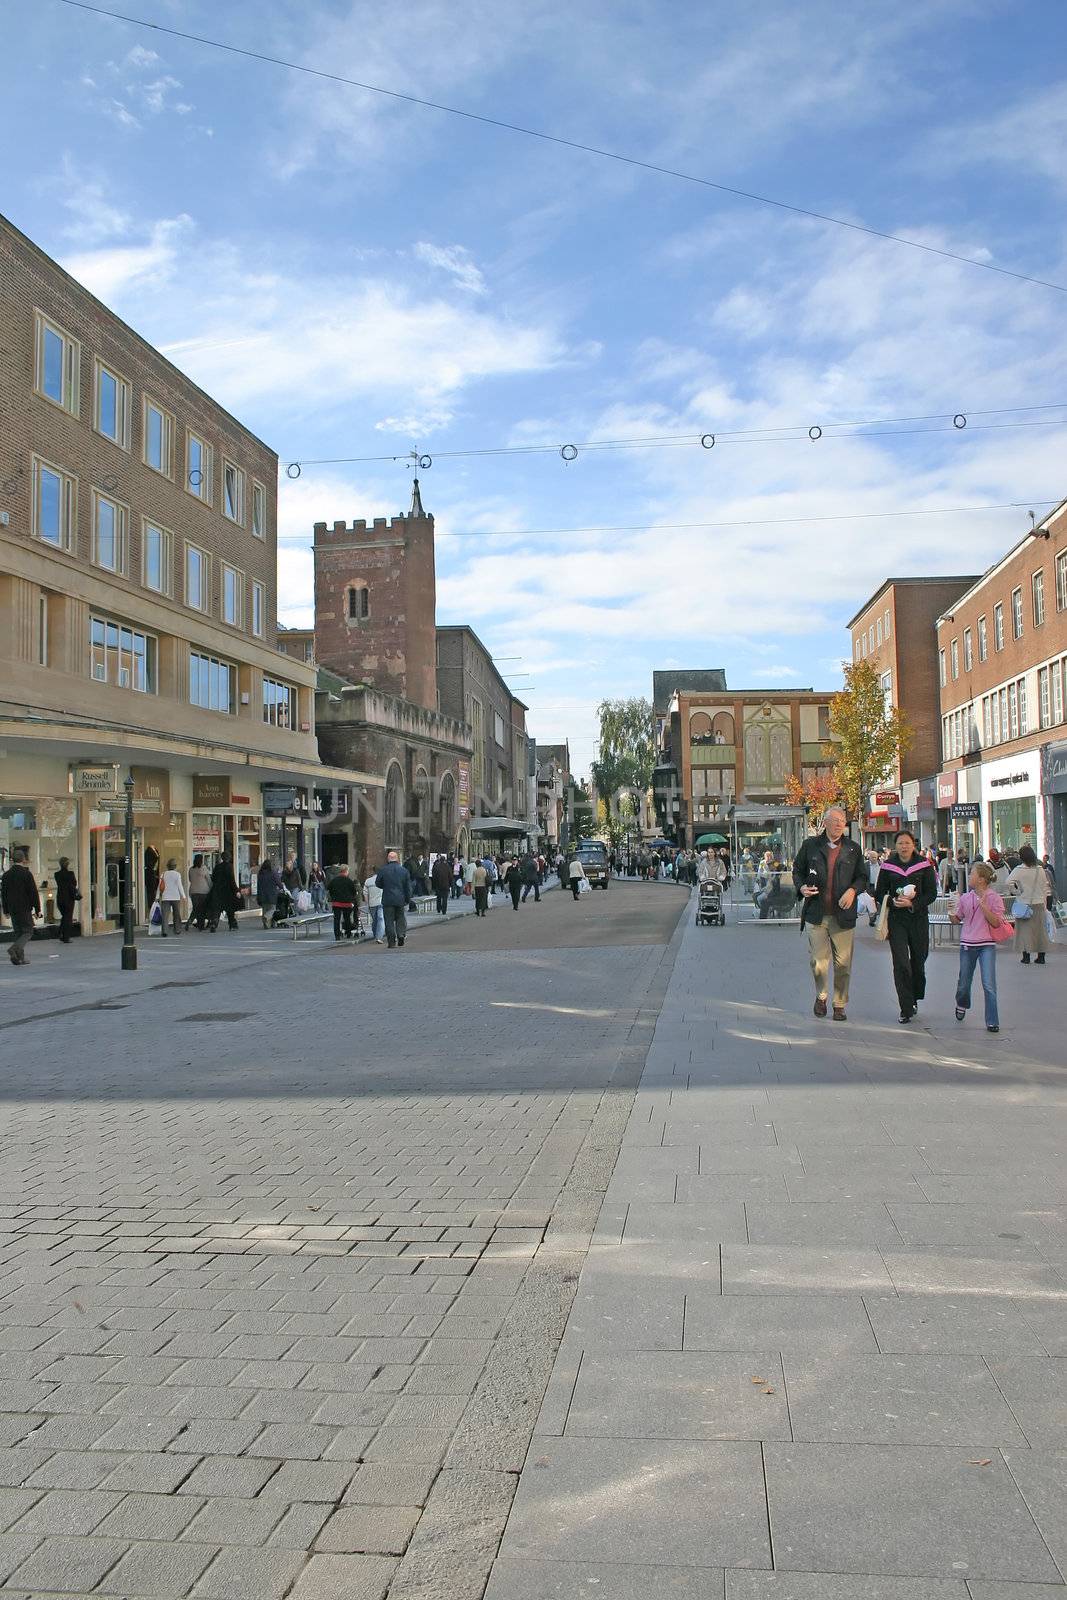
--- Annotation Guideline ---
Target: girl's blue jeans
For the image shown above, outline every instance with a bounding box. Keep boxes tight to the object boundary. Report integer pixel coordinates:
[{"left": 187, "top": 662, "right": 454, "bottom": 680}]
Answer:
[{"left": 956, "top": 944, "right": 999, "bottom": 1028}]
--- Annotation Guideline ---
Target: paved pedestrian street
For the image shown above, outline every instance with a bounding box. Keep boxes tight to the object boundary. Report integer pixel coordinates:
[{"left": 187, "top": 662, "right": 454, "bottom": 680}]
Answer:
[{"left": 1, "top": 885, "right": 1065, "bottom": 1599}]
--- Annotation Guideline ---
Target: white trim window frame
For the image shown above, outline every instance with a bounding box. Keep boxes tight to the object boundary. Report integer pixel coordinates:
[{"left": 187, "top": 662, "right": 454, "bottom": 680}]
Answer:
[
  {"left": 186, "top": 430, "right": 212, "bottom": 502},
  {"left": 251, "top": 479, "right": 266, "bottom": 539},
  {"left": 1039, "top": 666, "right": 1051, "bottom": 730},
  {"left": 32, "top": 455, "right": 76, "bottom": 550},
  {"left": 34, "top": 310, "right": 80, "bottom": 415},
  {"left": 143, "top": 398, "right": 174, "bottom": 477},
  {"left": 1033, "top": 569, "right": 1046, "bottom": 627},
  {"left": 1052, "top": 657, "right": 1065, "bottom": 725},
  {"left": 993, "top": 602, "right": 1005, "bottom": 651},
  {"left": 884, "top": 607, "right": 891, "bottom": 639},
  {"left": 950, "top": 638, "right": 959, "bottom": 680},
  {"left": 222, "top": 563, "right": 244, "bottom": 628},
  {"left": 1057, "top": 549, "right": 1067, "bottom": 613},
  {"left": 91, "top": 488, "right": 128, "bottom": 575},
  {"left": 94, "top": 358, "right": 131, "bottom": 449},
  {"left": 963, "top": 628, "right": 972, "bottom": 672},
  {"left": 251, "top": 579, "right": 265, "bottom": 638},
  {"left": 222, "top": 459, "right": 245, "bottom": 525},
  {"left": 185, "top": 541, "right": 210, "bottom": 613},
  {"left": 142, "top": 519, "right": 172, "bottom": 597},
  {"left": 938, "top": 648, "right": 946, "bottom": 687},
  {"left": 1011, "top": 586, "right": 1024, "bottom": 640},
  {"left": 977, "top": 614, "right": 988, "bottom": 661},
  {"left": 38, "top": 593, "right": 49, "bottom": 667}
]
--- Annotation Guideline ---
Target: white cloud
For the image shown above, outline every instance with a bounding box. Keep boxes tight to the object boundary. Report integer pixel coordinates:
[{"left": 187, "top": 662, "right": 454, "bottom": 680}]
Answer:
[
  {"left": 758, "top": 666, "right": 801, "bottom": 679},
  {"left": 124, "top": 46, "right": 159, "bottom": 69},
  {"left": 926, "top": 80, "right": 1067, "bottom": 191},
  {"left": 62, "top": 215, "right": 193, "bottom": 299},
  {"left": 413, "top": 242, "right": 486, "bottom": 295}
]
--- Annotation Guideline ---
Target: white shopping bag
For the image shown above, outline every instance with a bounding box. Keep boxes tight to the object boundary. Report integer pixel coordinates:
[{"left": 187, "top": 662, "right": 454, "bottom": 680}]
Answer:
[{"left": 147, "top": 901, "right": 164, "bottom": 936}]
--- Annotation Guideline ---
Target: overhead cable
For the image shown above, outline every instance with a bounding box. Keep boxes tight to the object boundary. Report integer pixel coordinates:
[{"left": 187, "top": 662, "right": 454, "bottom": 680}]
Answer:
[{"left": 51, "top": 0, "right": 1067, "bottom": 295}]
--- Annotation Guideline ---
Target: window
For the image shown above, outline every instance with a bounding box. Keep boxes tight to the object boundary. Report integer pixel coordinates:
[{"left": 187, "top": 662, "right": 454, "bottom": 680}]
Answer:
[
  {"left": 868, "top": 624, "right": 875, "bottom": 651},
  {"left": 32, "top": 456, "right": 75, "bottom": 550},
  {"left": 880, "top": 670, "right": 892, "bottom": 712},
  {"left": 38, "top": 594, "right": 48, "bottom": 668},
  {"left": 222, "top": 564, "right": 244, "bottom": 627},
  {"left": 1008, "top": 681, "right": 1019, "bottom": 740},
  {"left": 189, "top": 651, "right": 235, "bottom": 713},
  {"left": 263, "top": 676, "right": 296, "bottom": 729},
  {"left": 251, "top": 480, "right": 266, "bottom": 539},
  {"left": 252, "top": 580, "right": 265, "bottom": 638},
  {"left": 92, "top": 490, "right": 128, "bottom": 574},
  {"left": 876, "top": 616, "right": 883, "bottom": 646},
  {"left": 938, "top": 648, "right": 946, "bottom": 687},
  {"left": 186, "top": 432, "right": 212, "bottom": 501},
  {"left": 1018, "top": 676, "right": 1028, "bottom": 736},
  {"left": 1058, "top": 550, "right": 1067, "bottom": 612},
  {"left": 222, "top": 459, "right": 245, "bottom": 524},
  {"left": 144, "top": 400, "right": 173, "bottom": 476},
  {"left": 1011, "top": 586, "right": 1023, "bottom": 640},
  {"left": 982, "top": 696, "right": 992, "bottom": 747},
  {"left": 861, "top": 634, "right": 868, "bottom": 658},
  {"left": 1040, "top": 666, "right": 1052, "bottom": 729},
  {"left": 977, "top": 614, "right": 988, "bottom": 661},
  {"left": 1032, "top": 570, "right": 1045, "bottom": 627},
  {"left": 93, "top": 360, "right": 131, "bottom": 448},
  {"left": 963, "top": 628, "right": 972, "bottom": 672},
  {"left": 884, "top": 608, "right": 891, "bottom": 639},
  {"left": 951, "top": 639, "right": 959, "bottom": 680},
  {"left": 185, "top": 543, "right": 209, "bottom": 611},
  {"left": 142, "top": 521, "right": 171, "bottom": 595},
  {"left": 1053, "top": 658, "right": 1065, "bottom": 725},
  {"left": 89, "top": 614, "right": 156, "bottom": 692},
  {"left": 993, "top": 602, "right": 1004, "bottom": 651},
  {"left": 853, "top": 638, "right": 860, "bottom": 662},
  {"left": 493, "top": 710, "right": 506, "bottom": 748},
  {"left": 346, "top": 585, "right": 370, "bottom": 621},
  {"left": 304, "top": 640, "right": 313, "bottom": 662},
  {"left": 34, "top": 312, "right": 79, "bottom": 414}
]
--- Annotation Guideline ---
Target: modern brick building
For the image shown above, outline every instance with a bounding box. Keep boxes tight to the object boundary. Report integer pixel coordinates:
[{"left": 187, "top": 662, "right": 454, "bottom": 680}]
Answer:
[
  {"left": 0, "top": 212, "right": 369, "bottom": 937},
  {"left": 935, "top": 499, "right": 1067, "bottom": 870},
  {"left": 847, "top": 576, "right": 977, "bottom": 846}
]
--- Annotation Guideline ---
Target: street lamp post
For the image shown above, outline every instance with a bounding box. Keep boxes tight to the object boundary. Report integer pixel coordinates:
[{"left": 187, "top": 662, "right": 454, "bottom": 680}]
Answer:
[{"left": 121, "top": 772, "right": 137, "bottom": 971}]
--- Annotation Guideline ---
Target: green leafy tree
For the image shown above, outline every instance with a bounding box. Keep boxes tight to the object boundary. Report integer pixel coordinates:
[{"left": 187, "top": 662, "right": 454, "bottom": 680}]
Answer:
[
  {"left": 828, "top": 660, "right": 913, "bottom": 824},
  {"left": 590, "top": 697, "right": 655, "bottom": 807}
]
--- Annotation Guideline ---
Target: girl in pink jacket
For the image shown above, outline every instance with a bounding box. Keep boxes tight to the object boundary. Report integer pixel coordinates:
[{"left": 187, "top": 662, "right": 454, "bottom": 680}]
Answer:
[{"left": 949, "top": 861, "right": 1009, "bottom": 1032}]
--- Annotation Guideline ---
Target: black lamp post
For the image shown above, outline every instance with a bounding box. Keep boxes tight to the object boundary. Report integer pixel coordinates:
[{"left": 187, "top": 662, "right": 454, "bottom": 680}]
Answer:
[{"left": 121, "top": 772, "right": 137, "bottom": 971}]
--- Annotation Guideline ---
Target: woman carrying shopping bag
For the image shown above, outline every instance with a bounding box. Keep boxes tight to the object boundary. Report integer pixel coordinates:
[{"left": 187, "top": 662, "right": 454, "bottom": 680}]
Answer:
[
  {"left": 1005, "top": 845, "right": 1051, "bottom": 967},
  {"left": 873, "top": 830, "right": 938, "bottom": 1024}
]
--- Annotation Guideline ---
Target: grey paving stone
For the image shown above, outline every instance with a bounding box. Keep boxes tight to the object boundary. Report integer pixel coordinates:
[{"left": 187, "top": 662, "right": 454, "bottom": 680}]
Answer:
[
  {"left": 561, "top": 1276, "right": 685, "bottom": 1351},
  {"left": 986, "top": 1357, "right": 1067, "bottom": 1447},
  {"left": 721, "top": 1245, "right": 895, "bottom": 1296},
  {"left": 98, "top": 1538, "right": 219, "bottom": 1597},
  {"left": 98, "top": 1451, "right": 200, "bottom": 1494},
  {"left": 8, "top": 1534, "right": 128, "bottom": 1592},
  {"left": 258, "top": 1460, "right": 357, "bottom": 1501},
  {"left": 965, "top": 1587, "right": 1067, "bottom": 1600},
  {"left": 744, "top": 1204, "right": 906, "bottom": 1250},
  {"left": 683, "top": 1292, "right": 878, "bottom": 1353},
  {"left": 169, "top": 1417, "right": 265, "bottom": 1455},
  {"left": 882, "top": 1251, "right": 1067, "bottom": 1300},
  {"left": 180, "top": 1495, "right": 286, "bottom": 1546},
  {"left": 92, "top": 1413, "right": 187, "bottom": 1451},
  {"left": 314, "top": 1503, "right": 421, "bottom": 1555},
  {"left": 247, "top": 1423, "right": 338, "bottom": 1459},
  {"left": 724, "top": 1576, "right": 966, "bottom": 1599},
  {"left": 784, "top": 1353, "right": 1028, "bottom": 1446},
  {"left": 96, "top": 1491, "right": 204, "bottom": 1540},
  {"left": 0, "top": 1488, "right": 42, "bottom": 1532},
  {"left": 862, "top": 1296, "right": 1050, "bottom": 1356},
  {"left": 1000, "top": 1448, "right": 1067, "bottom": 1573},
  {"left": 485, "top": 1559, "right": 726, "bottom": 1598},
  {"left": 178, "top": 1455, "right": 281, "bottom": 1497},
  {"left": 362, "top": 1427, "right": 453, "bottom": 1465},
  {"left": 192, "top": 1545, "right": 307, "bottom": 1598},
  {"left": 343, "top": 1463, "right": 440, "bottom": 1506},
  {"left": 7, "top": 1487, "right": 121, "bottom": 1537},
  {"left": 265, "top": 1501, "right": 334, "bottom": 1549},
  {"left": 763, "top": 1444, "right": 1061, "bottom": 1581},
  {"left": 501, "top": 1437, "right": 770, "bottom": 1568},
  {"left": 22, "top": 1450, "right": 124, "bottom": 1490},
  {"left": 288, "top": 1552, "right": 397, "bottom": 1599},
  {"left": 242, "top": 1390, "right": 323, "bottom": 1424},
  {"left": 565, "top": 1349, "right": 790, "bottom": 1441}
]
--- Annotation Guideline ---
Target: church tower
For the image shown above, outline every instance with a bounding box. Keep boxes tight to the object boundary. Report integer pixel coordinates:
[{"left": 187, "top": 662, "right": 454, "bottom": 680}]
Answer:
[{"left": 312, "top": 479, "right": 438, "bottom": 710}]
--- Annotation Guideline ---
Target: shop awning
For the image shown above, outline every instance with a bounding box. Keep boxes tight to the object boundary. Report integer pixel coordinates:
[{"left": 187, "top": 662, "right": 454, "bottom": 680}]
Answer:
[{"left": 469, "top": 816, "right": 535, "bottom": 833}]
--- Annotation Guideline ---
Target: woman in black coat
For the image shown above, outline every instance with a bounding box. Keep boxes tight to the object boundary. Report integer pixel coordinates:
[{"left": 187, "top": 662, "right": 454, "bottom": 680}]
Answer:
[
  {"left": 208, "top": 855, "right": 242, "bottom": 931},
  {"left": 874, "top": 830, "right": 939, "bottom": 1023},
  {"left": 54, "top": 857, "right": 79, "bottom": 943}
]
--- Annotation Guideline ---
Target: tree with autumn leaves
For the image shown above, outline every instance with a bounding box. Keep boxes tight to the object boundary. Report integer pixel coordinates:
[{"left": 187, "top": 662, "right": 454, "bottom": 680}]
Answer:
[{"left": 786, "top": 661, "right": 913, "bottom": 831}]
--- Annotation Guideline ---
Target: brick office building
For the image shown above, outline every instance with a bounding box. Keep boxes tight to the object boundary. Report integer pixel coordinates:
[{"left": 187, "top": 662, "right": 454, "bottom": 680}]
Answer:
[
  {"left": 0, "top": 212, "right": 369, "bottom": 936},
  {"left": 847, "top": 576, "right": 977, "bottom": 846},
  {"left": 936, "top": 500, "right": 1067, "bottom": 870}
]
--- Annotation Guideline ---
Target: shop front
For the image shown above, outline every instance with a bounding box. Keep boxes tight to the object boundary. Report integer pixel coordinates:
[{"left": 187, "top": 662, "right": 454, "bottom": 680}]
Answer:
[
  {"left": 190, "top": 776, "right": 263, "bottom": 907},
  {"left": 938, "top": 769, "right": 983, "bottom": 860},
  {"left": 1043, "top": 740, "right": 1067, "bottom": 891},
  {"left": 982, "top": 749, "right": 1043, "bottom": 858}
]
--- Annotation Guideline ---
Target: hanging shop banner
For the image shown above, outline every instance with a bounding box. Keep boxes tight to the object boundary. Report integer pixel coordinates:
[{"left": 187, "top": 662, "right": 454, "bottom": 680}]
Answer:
[
  {"left": 262, "top": 785, "right": 299, "bottom": 815},
  {"left": 457, "top": 760, "right": 471, "bottom": 820}
]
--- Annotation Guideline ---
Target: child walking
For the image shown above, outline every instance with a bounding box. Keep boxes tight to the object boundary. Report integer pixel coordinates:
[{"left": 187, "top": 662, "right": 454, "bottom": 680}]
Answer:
[{"left": 949, "top": 861, "right": 1010, "bottom": 1033}]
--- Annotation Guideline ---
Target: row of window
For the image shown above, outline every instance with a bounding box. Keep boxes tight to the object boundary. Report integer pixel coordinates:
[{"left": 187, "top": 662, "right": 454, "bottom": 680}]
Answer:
[
  {"left": 940, "top": 554, "right": 1067, "bottom": 684},
  {"left": 854, "top": 607, "right": 892, "bottom": 661},
  {"left": 32, "top": 457, "right": 265, "bottom": 635},
  {"left": 941, "top": 654, "right": 1067, "bottom": 760},
  {"left": 33, "top": 311, "right": 267, "bottom": 535},
  {"left": 84, "top": 610, "right": 297, "bottom": 723}
]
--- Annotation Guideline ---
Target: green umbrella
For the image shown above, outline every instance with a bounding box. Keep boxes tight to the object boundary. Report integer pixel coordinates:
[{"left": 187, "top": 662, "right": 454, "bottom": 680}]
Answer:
[{"left": 695, "top": 832, "right": 728, "bottom": 846}]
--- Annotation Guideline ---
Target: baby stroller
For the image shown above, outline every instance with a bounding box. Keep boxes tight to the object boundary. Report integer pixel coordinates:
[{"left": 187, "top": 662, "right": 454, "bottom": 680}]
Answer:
[
  {"left": 271, "top": 886, "right": 295, "bottom": 927},
  {"left": 696, "top": 878, "right": 726, "bottom": 927}
]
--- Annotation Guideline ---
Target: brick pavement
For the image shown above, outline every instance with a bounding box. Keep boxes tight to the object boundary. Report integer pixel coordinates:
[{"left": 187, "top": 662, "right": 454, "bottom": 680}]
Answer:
[
  {"left": 0, "top": 882, "right": 686, "bottom": 1598},
  {"left": 490, "top": 898, "right": 1067, "bottom": 1598}
]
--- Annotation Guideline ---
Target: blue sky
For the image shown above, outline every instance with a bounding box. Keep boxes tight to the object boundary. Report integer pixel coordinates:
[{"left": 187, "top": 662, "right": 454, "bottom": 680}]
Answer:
[{"left": 7, "top": 0, "right": 1067, "bottom": 772}]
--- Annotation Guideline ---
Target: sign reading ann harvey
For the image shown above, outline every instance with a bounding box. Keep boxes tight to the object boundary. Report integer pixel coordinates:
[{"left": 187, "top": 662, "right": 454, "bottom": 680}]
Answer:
[
  {"left": 936, "top": 772, "right": 958, "bottom": 808},
  {"left": 192, "top": 776, "right": 231, "bottom": 808}
]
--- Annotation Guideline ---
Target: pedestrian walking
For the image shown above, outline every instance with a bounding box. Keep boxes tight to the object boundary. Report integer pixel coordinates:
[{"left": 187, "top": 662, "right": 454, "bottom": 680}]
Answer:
[
  {"left": 209, "top": 854, "right": 241, "bottom": 931},
  {"left": 187, "top": 855, "right": 211, "bottom": 930},
  {"left": 1006, "top": 845, "right": 1051, "bottom": 966},
  {"left": 792, "top": 806, "right": 868, "bottom": 1021},
  {"left": 158, "top": 859, "right": 186, "bottom": 937},
  {"left": 308, "top": 862, "right": 328, "bottom": 911},
  {"left": 255, "top": 857, "right": 281, "bottom": 929},
  {"left": 950, "top": 860, "right": 1010, "bottom": 1031},
  {"left": 520, "top": 853, "right": 541, "bottom": 903},
  {"left": 452, "top": 856, "right": 464, "bottom": 899},
  {"left": 430, "top": 853, "right": 452, "bottom": 916},
  {"left": 874, "top": 830, "right": 938, "bottom": 1023},
  {"left": 328, "top": 863, "right": 360, "bottom": 940},
  {"left": 53, "top": 856, "right": 80, "bottom": 943},
  {"left": 472, "top": 860, "right": 490, "bottom": 916},
  {"left": 504, "top": 857, "right": 523, "bottom": 910},
  {"left": 376, "top": 850, "right": 414, "bottom": 947},
  {"left": 1, "top": 846, "right": 40, "bottom": 966},
  {"left": 568, "top": 855, "right": 586, "bottom": 900},
  {"left": 363, "top": 865, "right": 385, "bottom": 943}
]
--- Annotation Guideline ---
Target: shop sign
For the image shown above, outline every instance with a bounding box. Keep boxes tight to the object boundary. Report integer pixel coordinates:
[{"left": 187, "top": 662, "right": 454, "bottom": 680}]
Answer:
[
  {"left": 874, "top": 791, "right": 899, "bottom": 806},
  {"left": 1021, "top": 823, "right": 1034, "bottom": 834},
  {"left": 951, "top": 802, "right": 980, "bottom": 820},
  {"left": 72, "top": 766, "right": 118, "bottom": 794},
  {"left": 292, "top": 788, "right": 351, "bottom": 818},
  {"left": 107, "top": 798, "right": 162, "bottom": 815},
  {"left": 192, "top": 827, "right": 222, "bottom": 852},
  {"left": 132, "top": 767, "right": 170, "bottom": 814},
  {"left": 1046, "top": 743, "right": 1067, "bottom": 795},
  {"left": 917, "top": 778, "right": 937, "bottom": 820},
  {"left": 231, "top": 793, "right": 252, "bottom": 806},
  {"left": 262, "top": 785, "right": 298, "bottom": 814},
  {"left": 989, "top": 772, "right": 1029, "bottom": 789},
  {"left": 193, "top": 776, "right": 231, "bottom": 808},
  {"left": 936, "top": 772, "right": 958, "bottom": 808},
  {"left": 458, "top": 760, "right": 471, "bottom": 820}
]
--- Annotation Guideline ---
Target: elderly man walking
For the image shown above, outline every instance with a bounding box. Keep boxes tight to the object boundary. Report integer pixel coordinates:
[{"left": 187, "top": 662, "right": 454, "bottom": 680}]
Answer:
[
  {"left": 376, "top": 850, "right": 414, "bottom": 949},
  {"left": 1, "top": 846, "right": 41, "bottom": 966},
  {"left": 792, "top": 806, "right": 868, "bottom": 1021}
]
